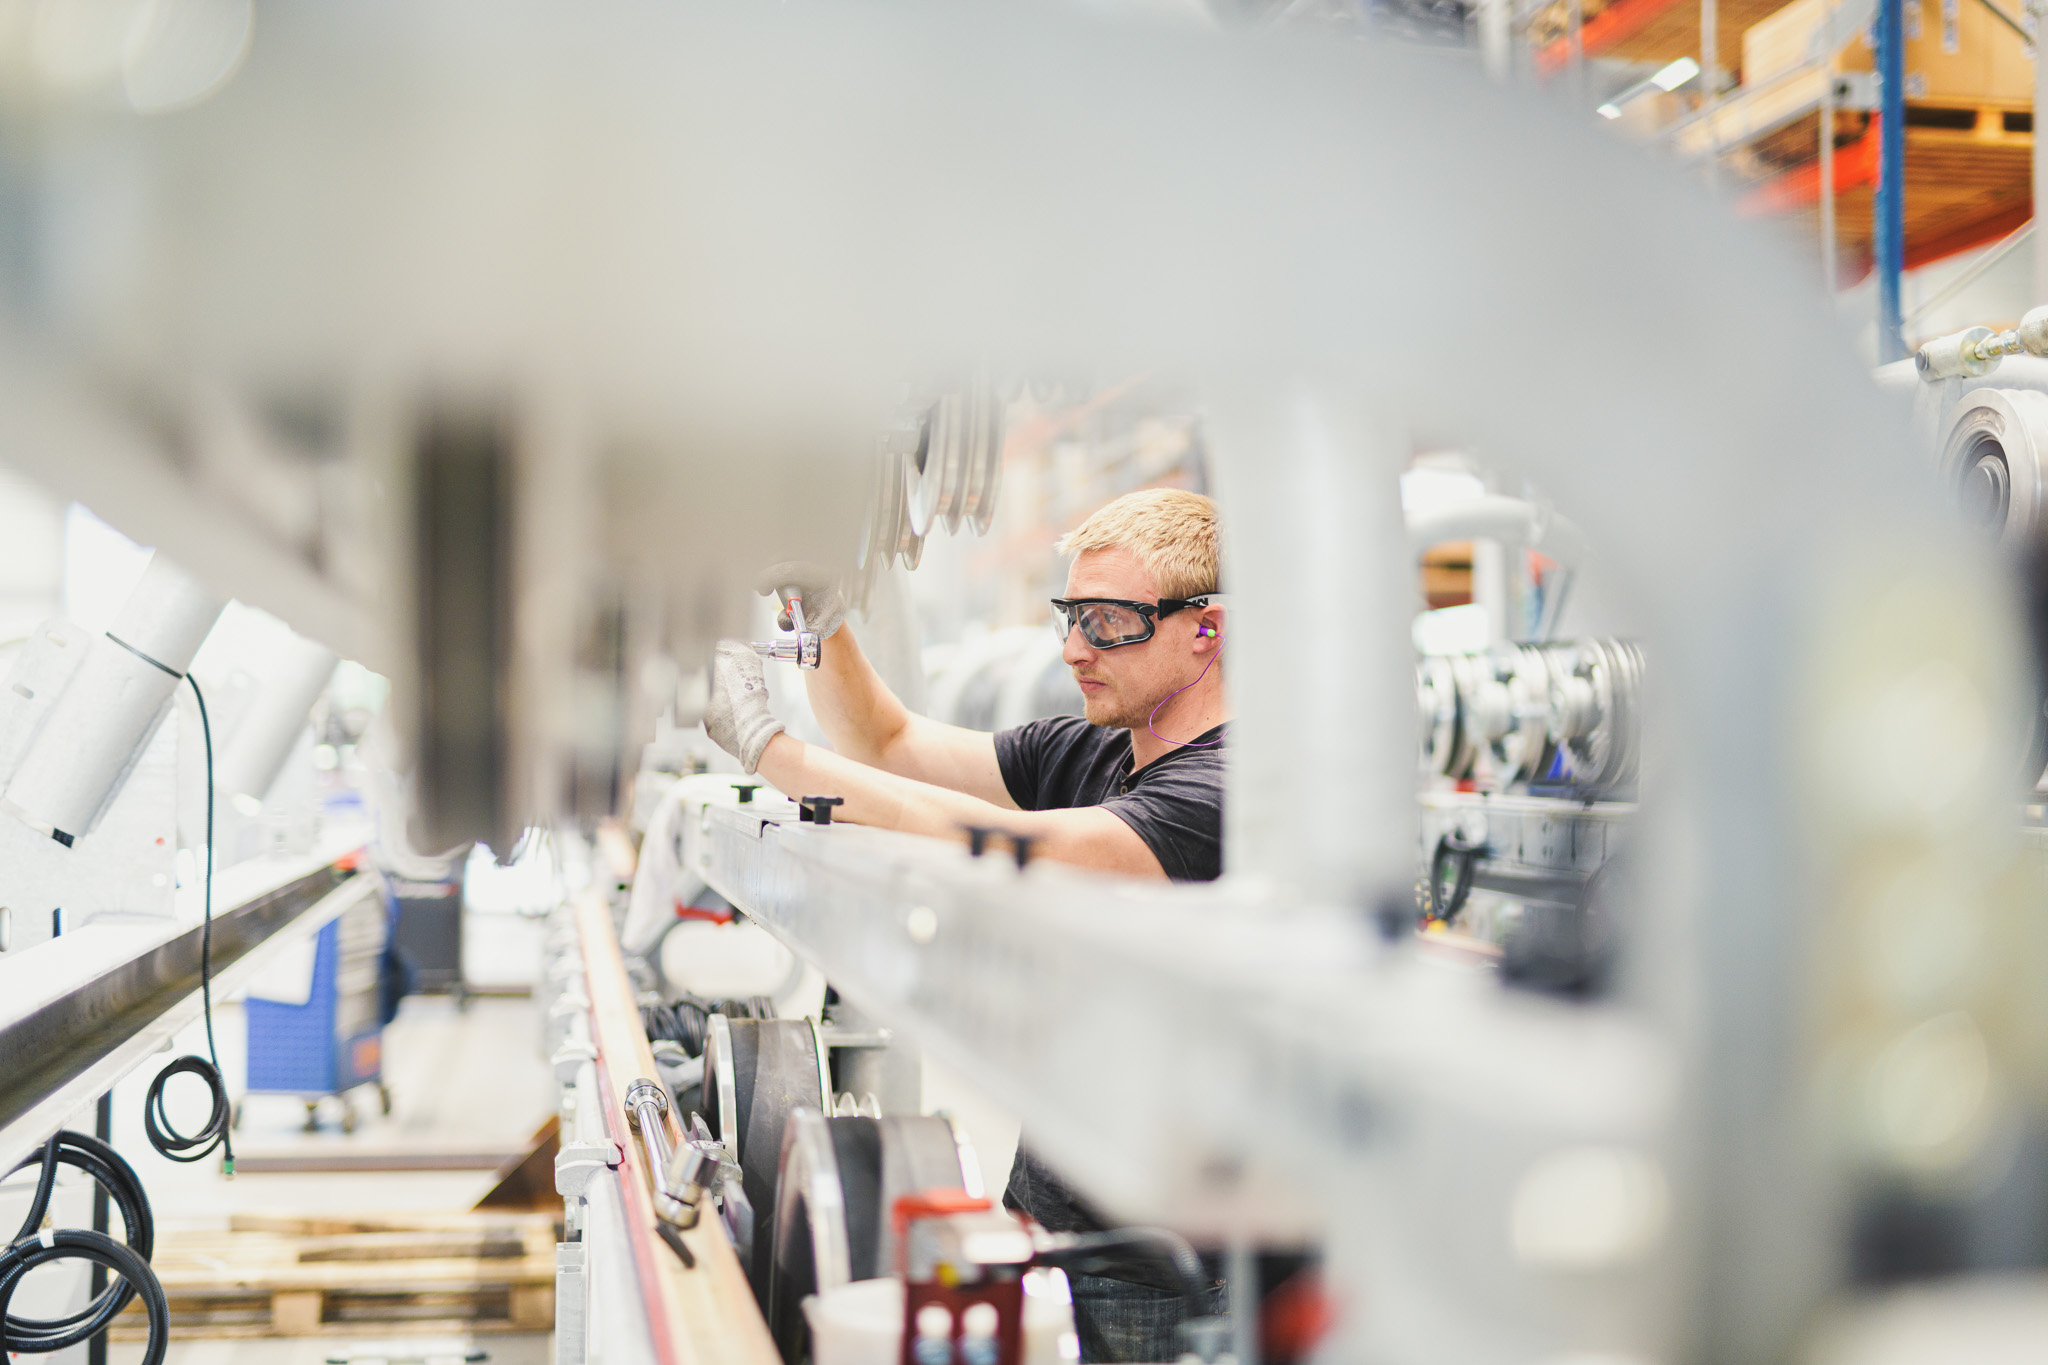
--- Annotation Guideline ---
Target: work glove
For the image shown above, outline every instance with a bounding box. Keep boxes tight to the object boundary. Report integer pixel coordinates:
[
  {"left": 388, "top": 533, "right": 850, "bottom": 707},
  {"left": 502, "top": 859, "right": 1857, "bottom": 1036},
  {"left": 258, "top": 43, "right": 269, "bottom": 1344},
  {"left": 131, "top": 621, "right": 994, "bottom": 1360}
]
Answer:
[
  {"left": 704, "top": 641, "right": 785, "bottom": 775},
  {"left": 753, "top": 561, "right": 849, "bottom": 640}
]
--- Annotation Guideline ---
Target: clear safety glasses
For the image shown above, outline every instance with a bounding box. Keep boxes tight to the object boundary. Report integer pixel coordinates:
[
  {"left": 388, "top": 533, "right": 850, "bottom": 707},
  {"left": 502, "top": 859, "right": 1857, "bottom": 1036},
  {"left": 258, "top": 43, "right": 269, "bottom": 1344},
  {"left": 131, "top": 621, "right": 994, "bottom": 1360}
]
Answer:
[{"left": 1049, "top": 595, "right": 1216, "bottom": 650}]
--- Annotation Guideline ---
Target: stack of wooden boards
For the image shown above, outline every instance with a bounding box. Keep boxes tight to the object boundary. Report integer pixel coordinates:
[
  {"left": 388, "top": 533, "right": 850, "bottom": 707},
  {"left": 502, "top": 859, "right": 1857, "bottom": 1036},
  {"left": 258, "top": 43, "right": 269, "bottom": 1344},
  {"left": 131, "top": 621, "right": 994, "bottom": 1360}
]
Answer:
[{"left": 110, "top": 1211, "right": 559, "bottom": 1340}]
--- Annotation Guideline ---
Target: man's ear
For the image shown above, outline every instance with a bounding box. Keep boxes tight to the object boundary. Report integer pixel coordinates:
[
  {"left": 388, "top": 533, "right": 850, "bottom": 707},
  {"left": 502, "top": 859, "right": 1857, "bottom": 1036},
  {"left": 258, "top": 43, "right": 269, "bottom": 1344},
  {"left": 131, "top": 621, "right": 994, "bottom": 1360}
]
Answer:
[{"left": 1195, "top": 604, "right": 1225, "bottom": 645}]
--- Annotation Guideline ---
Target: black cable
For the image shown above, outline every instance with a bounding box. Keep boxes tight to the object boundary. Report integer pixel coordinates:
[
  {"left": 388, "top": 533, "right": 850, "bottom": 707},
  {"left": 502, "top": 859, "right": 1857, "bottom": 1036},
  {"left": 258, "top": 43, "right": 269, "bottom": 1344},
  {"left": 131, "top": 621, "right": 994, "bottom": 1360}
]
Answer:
[
  {"left": 0, "top": 1229, "right": 168, "bottom": 1364},
  {"left": 142, "top": 676, "right": 233, "bottom": 1172},
  {"left": 642, "top": 994, "right": 779, "bottom": 1058},
  {"left": 2, "top": 1131, "right": 157, "bottom": 1352}
]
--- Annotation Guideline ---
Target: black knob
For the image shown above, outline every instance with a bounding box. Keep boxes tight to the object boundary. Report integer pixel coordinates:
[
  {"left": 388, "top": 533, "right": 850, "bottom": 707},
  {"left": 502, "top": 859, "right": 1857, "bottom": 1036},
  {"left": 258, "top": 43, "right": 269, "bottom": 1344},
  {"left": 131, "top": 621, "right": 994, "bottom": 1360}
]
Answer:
[
  {"left": 733, "top": 782, "right": 762, "bottom": 804},
  {"left": 1010, "top": 833, "right": 1038, "bottom": 870},
  {"left": 800, "top": 795, "right": 845, "bottom": 826},
  {"left": 960, "top": 825, "right": 993, "bottom": 857}
]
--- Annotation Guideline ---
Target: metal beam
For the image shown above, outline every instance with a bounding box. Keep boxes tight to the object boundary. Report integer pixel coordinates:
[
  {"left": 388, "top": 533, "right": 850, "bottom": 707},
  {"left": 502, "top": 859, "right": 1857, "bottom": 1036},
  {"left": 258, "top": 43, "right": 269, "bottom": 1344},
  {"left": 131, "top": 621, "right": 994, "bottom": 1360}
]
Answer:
[
  {"left": 694, "top": 796, "right": 1675, "bottom": 1362},
  {"left": 0, "top": 862, "right": 367, "bottom": 1173}
]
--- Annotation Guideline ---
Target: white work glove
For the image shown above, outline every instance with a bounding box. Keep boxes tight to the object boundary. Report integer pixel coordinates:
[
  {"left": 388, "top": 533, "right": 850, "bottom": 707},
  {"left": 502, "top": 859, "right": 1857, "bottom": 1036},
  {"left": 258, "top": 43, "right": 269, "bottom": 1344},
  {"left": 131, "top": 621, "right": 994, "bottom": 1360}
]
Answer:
[
  {"left": 754, "top": 561, "right": 849, "bottom": 639},
  {"left": 704, "top": 641, "right": 786, "bottom": 775}
]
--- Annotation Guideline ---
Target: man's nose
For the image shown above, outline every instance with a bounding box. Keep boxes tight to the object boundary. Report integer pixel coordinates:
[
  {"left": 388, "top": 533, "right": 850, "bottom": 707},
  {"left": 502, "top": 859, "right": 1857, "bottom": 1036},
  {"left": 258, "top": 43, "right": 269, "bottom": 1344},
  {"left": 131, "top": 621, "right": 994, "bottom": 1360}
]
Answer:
[{"left": 1061, "top": 626, "right": 1094, "bottom": 667}]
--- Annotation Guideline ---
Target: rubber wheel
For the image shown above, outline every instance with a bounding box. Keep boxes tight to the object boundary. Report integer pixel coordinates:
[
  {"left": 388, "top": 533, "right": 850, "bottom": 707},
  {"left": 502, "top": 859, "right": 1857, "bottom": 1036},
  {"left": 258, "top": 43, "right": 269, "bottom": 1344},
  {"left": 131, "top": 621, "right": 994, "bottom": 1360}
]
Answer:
[
  {"left": 302, "top": 1100, "right": 321, "bottom": 1133},
  {"left": 230, "top": 1101, "right": 244, "bottom": 1132},
  {"left": 766, "top": 1114, "right": 966, "bottom": 1365},
  {"left": 700, "top": 1017, "right": 827, "bottom": 1305},
  {"left": 378, "top": 1083, "right": 394, "bottom": 1116},
  {"left": 340, "top": 1101, "right": 357, "bottom": 1135}
]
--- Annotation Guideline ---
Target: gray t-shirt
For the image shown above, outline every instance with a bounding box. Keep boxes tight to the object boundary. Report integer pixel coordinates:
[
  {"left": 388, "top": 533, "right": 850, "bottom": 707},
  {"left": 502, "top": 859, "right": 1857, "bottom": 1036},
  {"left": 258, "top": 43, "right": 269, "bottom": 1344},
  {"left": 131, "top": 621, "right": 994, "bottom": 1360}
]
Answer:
[{"left": 993, "top": 715, "right": 1226, "bottom": 1285}]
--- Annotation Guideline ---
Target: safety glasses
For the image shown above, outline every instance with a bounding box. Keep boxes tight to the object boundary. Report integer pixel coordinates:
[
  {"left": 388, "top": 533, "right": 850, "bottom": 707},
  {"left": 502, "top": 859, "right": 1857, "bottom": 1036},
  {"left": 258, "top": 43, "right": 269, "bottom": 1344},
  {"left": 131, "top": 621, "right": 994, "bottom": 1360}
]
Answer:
[{"left": 1049, "top": 595, "right": 1215, "bottom": 649}]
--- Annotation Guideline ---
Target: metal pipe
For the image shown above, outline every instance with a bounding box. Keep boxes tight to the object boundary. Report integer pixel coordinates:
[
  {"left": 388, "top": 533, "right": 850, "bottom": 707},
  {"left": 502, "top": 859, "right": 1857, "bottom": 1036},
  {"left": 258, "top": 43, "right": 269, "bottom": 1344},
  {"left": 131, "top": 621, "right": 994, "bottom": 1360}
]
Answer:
[
  {"left": 623, "top": 1077, "right": 688, "bottom": 1225},
  {"left": 1875, "top": 0, "right": 1907, "bottom": 360},
  {"left": 2, "top": 555, "right": 227, "bottom": 843},
  {"left": 1819, "top": 38, "right": 1838, "bottom": 292},
  {"left": 1405, "top": 494, "right": 1590, "bottom": 569}
]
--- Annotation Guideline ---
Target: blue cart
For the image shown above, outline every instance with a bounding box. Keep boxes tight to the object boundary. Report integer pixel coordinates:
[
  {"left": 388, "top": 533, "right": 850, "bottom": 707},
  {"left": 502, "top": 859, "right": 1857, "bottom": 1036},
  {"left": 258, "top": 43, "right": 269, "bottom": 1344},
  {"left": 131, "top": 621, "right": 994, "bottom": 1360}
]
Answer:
[{"left": 240, "top": 891, "right": 393, "bottom": 1133}]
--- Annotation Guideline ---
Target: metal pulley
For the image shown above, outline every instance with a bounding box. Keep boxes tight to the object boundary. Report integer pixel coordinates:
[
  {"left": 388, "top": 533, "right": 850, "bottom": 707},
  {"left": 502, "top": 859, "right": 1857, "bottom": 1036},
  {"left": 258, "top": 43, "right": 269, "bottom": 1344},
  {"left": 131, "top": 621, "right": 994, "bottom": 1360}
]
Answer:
[
  {"left": 1545, "top": 638, "right": 1642, "bottom": 794},
  {"left": 1937, "top": 387, "right": 2048, "bottom": 550},
  {"left": 766, "top": 1111, "right": 972, "bottom": 1365},
  {"left": 697, "top": 1015, "right": 833, "bottom": 1300}
]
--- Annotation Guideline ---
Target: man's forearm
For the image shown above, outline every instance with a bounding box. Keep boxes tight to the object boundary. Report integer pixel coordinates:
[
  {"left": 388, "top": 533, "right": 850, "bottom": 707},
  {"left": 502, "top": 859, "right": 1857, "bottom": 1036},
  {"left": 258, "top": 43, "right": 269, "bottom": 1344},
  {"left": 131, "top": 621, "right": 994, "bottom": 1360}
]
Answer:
[
  {"left": 802, "top": 624, "right": 915, "bottom": 768},
  {"left": 757, "top": 730, "right": 985, "bottom": 838},
  {"left": 754, "top": 733, "right": 1165, "bottom": 877}
]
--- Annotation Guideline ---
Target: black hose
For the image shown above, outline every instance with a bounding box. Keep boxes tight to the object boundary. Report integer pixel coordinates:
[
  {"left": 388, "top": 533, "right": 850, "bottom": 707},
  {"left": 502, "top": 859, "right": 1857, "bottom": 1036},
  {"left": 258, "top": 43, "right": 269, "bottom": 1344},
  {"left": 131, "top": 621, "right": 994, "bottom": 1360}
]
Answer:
[
  {"left": 141, "top": 676, "right": 234, "bottom": 1172},
  {"left": 0, "top": 1229, "right": 169, "bottom": 1364},
  {"left": 642, "top": 993, "right": 777, "bottom": 1057},
  {"left": 2, "top": 1131, "right": 158, "bottom": 1353},
  {"left": 142, "top": 1055, "right": 234, "bottom": 1163},
  {"left": 1032, "top": 1226, "right": 1211, "bottom": 1324}
]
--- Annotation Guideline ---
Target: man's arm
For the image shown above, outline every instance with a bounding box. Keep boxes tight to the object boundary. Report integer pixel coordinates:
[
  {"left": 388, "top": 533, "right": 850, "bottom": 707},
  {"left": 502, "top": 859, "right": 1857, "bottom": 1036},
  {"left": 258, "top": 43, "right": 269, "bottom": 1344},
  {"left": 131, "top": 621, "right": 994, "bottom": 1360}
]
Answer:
[
  {"left": 804, "top": 623, "right": 1020, "bottom": 806},
  {"left": 755, "top": 732, "right": 1165, "bottom": 879}
]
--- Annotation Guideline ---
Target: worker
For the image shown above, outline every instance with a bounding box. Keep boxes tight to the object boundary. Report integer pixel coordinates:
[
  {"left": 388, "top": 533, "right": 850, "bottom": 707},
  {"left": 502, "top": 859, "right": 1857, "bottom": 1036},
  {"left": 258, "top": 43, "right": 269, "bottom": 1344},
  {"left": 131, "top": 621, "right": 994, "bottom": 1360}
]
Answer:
[{"left": 703, "top": 487, "right": 1228, "bottom": 1361}]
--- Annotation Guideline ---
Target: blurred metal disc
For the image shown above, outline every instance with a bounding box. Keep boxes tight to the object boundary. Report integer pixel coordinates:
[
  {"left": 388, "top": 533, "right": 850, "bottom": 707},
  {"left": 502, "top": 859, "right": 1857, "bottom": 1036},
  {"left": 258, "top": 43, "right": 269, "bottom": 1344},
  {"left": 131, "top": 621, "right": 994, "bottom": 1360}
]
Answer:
[{"left": 904, "top": 401, "right": 940, "bottom": 536}]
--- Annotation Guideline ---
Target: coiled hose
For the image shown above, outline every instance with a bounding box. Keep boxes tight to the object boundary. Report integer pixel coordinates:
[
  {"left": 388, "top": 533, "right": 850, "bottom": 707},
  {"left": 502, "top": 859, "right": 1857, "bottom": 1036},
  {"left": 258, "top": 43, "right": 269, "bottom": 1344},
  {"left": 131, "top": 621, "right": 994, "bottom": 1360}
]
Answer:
[
  {"left": 3, "top": 1131, "right": 168, "bottom": 1360},
  {"left": 641, "top": 993, "right": 776, "bottom": 1058}
]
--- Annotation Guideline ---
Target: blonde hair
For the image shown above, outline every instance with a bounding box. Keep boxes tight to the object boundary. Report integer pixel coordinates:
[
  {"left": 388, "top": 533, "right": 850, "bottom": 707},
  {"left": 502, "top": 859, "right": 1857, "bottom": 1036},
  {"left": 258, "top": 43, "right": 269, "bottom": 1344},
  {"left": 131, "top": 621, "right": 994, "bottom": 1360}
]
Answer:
[{"left": 1056, "top": 488, "right": 1221, "bottom": 600}]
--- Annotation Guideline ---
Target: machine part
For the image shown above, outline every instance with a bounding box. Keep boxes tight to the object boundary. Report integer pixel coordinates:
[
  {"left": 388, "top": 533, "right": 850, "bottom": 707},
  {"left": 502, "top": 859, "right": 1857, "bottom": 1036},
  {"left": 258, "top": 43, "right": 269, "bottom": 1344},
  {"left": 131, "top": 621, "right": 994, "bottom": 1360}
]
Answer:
[
  {"left": 768, "top": 1110, "right": 861, "bottom": 1363},
  {"left": 210, "top": 625, "right": 338, "bottom": 819},
  {"left": 1542, "top": 639, "right": 1643, "bottom": 796},
  {"left": 798, "top": 796, "right": 845, "bottom": 826},
  {"left": 907, "top": 394, "right": 972, "bottom": 537},
  {"left": 660, "top": 1140, "right": 721, "bottom": 1230},
  {"left": 1483, "top": 650, "right": 1556, "bottom": 790},
  {"left": 1939, "top": 387, "right": 2048, "bottom": 548},
  {"left": 1425, "top": 832, "right": 1481, "bottom": 924},
  {"left": 857, "top": 429, "right": 910, "bottom": 612},
  {"left": 768, "top": 1109, "right": 979, "bottom": 1364},
  {"left": 0, "top": 1228, "right": 169, "bottom": 1365},
  {"left": 960, "top": 379, "right": 1007, "bottom": 538},
  {"left": 555, "top": 1239, "right": 588, "bottom": 1365},
  {"left": 1917, "top": 325, "right": 2005, "bottom": 380},
  {"left": 4, "top": 1130, "right": 156, "bottom": 1345},
  {"left": 1917, "top": 305, "right": 2048, "bottom": 380},
  {"left": 0, "top": 555, "right": 225, "bottom": 844},
  {"left": 751, "top": 590, "right": 822, "bottom": 671},
  {"left": 697, "top": 1015, "right": 830, "bottom": 1299},
  {"left": 1416, "top": 655, "right": 1464, "bottom": 780},
  {"left": 623, "top": 1076, "right": 689, "bottom": 1226}
]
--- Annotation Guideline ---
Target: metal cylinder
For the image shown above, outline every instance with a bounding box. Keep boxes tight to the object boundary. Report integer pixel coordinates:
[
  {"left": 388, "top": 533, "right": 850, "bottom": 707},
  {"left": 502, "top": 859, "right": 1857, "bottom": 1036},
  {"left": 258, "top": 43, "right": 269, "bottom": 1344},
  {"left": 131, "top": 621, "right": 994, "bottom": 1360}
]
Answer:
[
  {"left": 3, "top": 555, "right": 226, "bottom": 841},
  {"left": 1917, "top": 326, "right": 2000, "bottom": 381},
  {"left": 216, "top": 627, "right": 338, "bottom": 808}
]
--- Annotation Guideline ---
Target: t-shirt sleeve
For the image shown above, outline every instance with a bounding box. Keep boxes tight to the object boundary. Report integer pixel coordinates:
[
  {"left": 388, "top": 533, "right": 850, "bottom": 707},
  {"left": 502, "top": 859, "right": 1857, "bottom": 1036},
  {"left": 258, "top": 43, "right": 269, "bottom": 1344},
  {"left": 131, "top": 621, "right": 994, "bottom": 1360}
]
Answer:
[
  {"left": 1100, "top": 753, "right": 1226, "bottom": 882},
  {"left": 993, "top": 716, "right": 1087, "bottom": 811}
]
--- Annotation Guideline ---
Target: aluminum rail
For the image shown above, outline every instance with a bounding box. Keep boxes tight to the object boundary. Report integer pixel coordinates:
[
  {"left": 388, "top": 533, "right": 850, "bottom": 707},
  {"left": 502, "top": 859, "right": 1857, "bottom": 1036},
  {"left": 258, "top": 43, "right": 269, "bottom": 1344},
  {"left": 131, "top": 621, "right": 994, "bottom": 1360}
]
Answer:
[
  {"left": 0, "top": 860, "right": 366, "bottom": 1173},
  {"left": 694, "top": 797, "right": 1675, "bottom": 1354}
]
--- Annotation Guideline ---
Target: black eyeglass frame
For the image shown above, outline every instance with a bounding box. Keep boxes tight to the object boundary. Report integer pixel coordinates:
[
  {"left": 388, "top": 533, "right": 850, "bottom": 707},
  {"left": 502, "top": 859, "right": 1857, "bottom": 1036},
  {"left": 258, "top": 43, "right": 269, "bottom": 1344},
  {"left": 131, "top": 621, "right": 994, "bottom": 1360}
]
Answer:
[{"left": 1049, "top": 594, "right": 1218, "bottom": 649}]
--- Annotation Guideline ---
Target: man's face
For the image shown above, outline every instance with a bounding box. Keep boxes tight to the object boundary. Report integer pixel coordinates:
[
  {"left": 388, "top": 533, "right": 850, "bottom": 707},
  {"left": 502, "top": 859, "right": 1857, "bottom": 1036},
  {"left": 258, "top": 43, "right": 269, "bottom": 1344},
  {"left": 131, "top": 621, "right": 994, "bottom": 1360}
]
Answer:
[{"left": 1061, "top": 547, "right": 1205, "bottom": 729}]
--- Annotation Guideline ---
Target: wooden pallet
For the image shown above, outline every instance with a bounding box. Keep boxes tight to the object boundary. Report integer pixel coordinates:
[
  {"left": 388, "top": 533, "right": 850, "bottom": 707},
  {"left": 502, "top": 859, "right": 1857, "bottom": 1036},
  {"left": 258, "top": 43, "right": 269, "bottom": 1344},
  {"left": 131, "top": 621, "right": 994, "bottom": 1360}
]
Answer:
[{"left": 110, "top": 1213, "right": 559, "bottom": 1339}]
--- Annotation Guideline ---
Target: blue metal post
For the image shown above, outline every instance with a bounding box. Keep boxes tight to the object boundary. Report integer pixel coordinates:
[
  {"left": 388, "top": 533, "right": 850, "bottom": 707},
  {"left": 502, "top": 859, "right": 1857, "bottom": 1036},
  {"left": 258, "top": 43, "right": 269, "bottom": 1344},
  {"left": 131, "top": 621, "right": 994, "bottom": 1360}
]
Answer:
[{"left": 1874, "top": 0, "right": 1906, "bottom": 360}]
